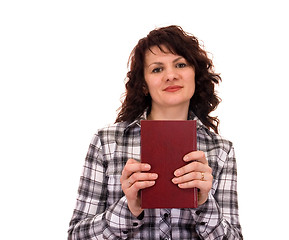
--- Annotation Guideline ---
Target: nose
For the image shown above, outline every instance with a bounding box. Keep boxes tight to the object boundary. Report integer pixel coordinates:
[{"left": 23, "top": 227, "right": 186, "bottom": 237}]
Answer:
[{"left": 164, "top": 67, "right": 179, "bottom": 82}]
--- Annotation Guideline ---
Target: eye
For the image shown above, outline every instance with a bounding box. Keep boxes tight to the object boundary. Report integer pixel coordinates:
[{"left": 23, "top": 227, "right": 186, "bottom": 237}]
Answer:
[
  {"left": 152, "top": 67, "right": 163, "bottom": 73},
  {"left": 176, "top": 63, "right": 187, "bottom": 68}
]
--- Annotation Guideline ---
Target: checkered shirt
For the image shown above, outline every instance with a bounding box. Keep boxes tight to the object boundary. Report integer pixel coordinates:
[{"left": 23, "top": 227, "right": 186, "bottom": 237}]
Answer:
[{"left": 68, "top": 112, "right": 243, "bottom": 239}]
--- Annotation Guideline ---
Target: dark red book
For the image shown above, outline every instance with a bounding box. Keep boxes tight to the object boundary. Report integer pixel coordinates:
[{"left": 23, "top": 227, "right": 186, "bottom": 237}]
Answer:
[{"left": 141, "top": 120, "right": 198, "bottom": 209}]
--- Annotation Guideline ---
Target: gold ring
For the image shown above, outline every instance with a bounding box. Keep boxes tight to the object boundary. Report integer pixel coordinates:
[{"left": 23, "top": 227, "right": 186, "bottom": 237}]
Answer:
[
  {"left": 201, "top": 172, "right": 205, "bottom": 181},
  {"left": 128, "top": 179, "right": 132, "bottom": 186}
]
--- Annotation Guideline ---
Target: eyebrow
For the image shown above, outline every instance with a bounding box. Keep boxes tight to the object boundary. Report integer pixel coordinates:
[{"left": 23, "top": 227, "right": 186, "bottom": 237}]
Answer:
[{"left": 147, "top": 56, "right": 185, "bottom": 67}]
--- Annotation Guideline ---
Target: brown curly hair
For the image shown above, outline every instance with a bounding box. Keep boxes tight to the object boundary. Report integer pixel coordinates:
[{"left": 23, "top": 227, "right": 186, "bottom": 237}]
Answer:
[{"left": 116, "top": 25, "right": 221, "bottom": 134}]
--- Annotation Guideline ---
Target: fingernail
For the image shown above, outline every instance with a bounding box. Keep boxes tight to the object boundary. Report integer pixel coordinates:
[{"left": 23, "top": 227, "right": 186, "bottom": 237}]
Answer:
[
  {"left": 183, "top": 155, "right": 188, "bottom": 161},
  {"left": 172, "top": 178, "right": 177, "bottom": 184},
  {"left": 152, "top": 173, "right": 158, "bottom": 178},
  {"left": 144, "top": 164, "right": 151, "bottom": 170},
  {"left": 174, "top": 170, "right": 180, "bottom": 176}
]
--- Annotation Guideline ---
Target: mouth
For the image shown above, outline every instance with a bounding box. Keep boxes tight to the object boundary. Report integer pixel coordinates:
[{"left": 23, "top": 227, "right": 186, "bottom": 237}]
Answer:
[{"left": 163, "top": 85, "right": 183, "bottom": 92}]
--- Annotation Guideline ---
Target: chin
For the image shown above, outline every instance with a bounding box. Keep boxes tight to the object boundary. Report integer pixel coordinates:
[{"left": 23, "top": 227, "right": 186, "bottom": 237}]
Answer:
[{"left": 165, "top": 97, "right": 191, "bottom": 106}]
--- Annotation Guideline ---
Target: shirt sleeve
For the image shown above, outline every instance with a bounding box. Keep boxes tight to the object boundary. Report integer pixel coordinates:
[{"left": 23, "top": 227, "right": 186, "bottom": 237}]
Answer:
[
  {"left": 67, "top": 134, "right": 144, "bottom": 240},
  {"left": 190, "top": 144, "right": 243, "bottom": 240}
]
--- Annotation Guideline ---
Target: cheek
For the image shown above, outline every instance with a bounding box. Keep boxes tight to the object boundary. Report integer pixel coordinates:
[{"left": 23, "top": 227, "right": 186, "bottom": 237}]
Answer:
[
  {"left": 190, "top": 86, "right": 195, "bottom": 97},
  {"left": 191, "top": 79, "right": 196, "bottom": 91},
  {"left": 145, "top": 78, "right": 160, "bottom": 92},
  {"left": 188, "top": 76, "right": 196, "bottom": 96}
]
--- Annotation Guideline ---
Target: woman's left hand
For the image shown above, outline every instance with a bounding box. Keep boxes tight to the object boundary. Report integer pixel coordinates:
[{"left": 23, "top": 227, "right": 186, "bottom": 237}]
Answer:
[{"left": 172, "top": 151, "right": 213, "bottom": 206}]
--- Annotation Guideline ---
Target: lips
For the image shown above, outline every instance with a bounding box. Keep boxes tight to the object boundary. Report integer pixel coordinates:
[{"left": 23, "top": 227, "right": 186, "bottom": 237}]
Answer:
[{"left": 163, "top": 85, "right": 183, "bottom": 92}]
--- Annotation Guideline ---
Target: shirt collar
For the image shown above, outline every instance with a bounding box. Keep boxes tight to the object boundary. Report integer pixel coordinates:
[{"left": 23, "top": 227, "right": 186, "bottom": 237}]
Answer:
[{"left": 124, "top": 109, "right": 206, "bottom": 131}]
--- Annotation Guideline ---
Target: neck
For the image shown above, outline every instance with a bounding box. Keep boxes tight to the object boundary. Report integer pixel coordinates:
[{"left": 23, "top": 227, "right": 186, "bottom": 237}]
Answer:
[{"left": 148, "top": 105, "right": 189, "bottom": 120}]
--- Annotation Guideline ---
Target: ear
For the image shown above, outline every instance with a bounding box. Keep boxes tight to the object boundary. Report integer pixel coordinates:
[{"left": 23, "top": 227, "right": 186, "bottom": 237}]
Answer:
[{"left": 143, "top": 85, "right": 149, "bottom": 96}]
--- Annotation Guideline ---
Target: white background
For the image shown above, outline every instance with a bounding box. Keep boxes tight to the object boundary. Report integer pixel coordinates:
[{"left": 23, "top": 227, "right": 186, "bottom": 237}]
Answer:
[{"left": 1, "top": 1, "right": 288, "bottom": 239}]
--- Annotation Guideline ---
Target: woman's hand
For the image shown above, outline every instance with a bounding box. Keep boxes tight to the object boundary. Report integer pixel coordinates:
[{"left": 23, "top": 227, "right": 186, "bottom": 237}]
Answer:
[
  {"left": 120, "top": 159, "right": 158, "bottom": 217},
  {"left": 172, "top": 151, "right": 213, "bottom": 205}
]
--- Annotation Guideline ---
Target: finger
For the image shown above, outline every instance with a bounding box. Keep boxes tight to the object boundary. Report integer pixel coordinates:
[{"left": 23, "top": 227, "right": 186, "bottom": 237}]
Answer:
[
  {"left": 174, "top": 161, "right": 212, "bottom": 177},
  {"left": 172, "top": 172, "right": 212, "bottom": 184},
  {"left": 183, "top": 151, "right": 207, "bottom": 164},
  {"left": 121, "top": 159, "right": 151, "bottom": 180},
  {"left": 125, "top": 180, "right": 156, "bottom": 200},
  {"left": 126, "top": 172, "right": 158, "bottom": 188},
  {"left": 177, "top": 178, "right": 212, "bottom": 192},
  {"left": 172, "top": 171, "right": 203, "bottom": 184},
  {"left": 130, "top": 180, "right": 156, "bottom": 191}
]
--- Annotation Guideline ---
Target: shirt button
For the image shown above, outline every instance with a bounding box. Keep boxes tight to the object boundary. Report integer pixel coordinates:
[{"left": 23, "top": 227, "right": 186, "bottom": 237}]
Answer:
[
  {"left": 164, "top": 213, "right": 169, "bottom": 218},
  {"left": 200, "top": 222, "right": 206, "bottom": 225},
  {"left": 133, "top": 222, "right": 138, "bottom": 226},
  {"left": 196, "top": 210, "right": 202, "bottom": 215},
  {"left": 122, "top": 230, "right": 128, "bottom": 234}
]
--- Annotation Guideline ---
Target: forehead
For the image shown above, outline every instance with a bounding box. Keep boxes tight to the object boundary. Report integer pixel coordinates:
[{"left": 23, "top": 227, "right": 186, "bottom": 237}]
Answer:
[{"left": 145, "top": 45, "right": 181, "bottom": 64}]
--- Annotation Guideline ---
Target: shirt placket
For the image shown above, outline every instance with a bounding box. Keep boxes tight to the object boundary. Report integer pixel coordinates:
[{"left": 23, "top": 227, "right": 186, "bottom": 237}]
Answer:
[{"left": 159, "top": 209, "right": 172, "bottom": 240}]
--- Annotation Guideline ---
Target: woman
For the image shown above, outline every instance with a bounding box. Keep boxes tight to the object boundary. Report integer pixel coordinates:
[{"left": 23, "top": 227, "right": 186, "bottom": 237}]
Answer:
[{"left": 68, "top": 25, "right": 243, "bottom": 239}]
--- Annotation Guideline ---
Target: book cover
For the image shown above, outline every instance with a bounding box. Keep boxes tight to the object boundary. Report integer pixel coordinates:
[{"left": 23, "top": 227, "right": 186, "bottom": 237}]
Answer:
[{"left": 141, "top": 120, "right": 198, "bottom": 209}]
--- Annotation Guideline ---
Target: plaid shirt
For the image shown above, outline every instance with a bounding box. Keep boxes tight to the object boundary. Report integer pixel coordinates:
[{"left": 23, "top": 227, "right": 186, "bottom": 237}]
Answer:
[{"left": 68, "top": 112, "right": 242, "bottom": 239}]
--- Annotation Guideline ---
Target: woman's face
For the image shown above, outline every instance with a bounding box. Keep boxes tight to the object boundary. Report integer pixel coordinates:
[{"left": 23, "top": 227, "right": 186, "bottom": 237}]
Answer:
[{"left": 144, "top": 45, "right": 195, "bottom": 112}]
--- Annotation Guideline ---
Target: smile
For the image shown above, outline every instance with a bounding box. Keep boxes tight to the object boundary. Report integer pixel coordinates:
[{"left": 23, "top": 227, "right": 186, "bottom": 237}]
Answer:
[{"left": 163, "top": 85, "right": 183, "bottom": 92}]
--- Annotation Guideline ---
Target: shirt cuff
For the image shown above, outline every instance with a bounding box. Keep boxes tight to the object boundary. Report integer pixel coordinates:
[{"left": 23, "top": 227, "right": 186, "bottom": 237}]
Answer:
[
  {"left": 190, "top": 192, "right": 224, "bottom": 238},
  {"left": 105, "top": 196, "right": 144, "bottom": 238}
]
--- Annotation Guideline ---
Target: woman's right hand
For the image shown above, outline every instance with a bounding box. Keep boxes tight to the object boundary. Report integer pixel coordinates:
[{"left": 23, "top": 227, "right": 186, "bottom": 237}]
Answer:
[{"left": 120, "top": 159, "right": 158, "bottom": 217}]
